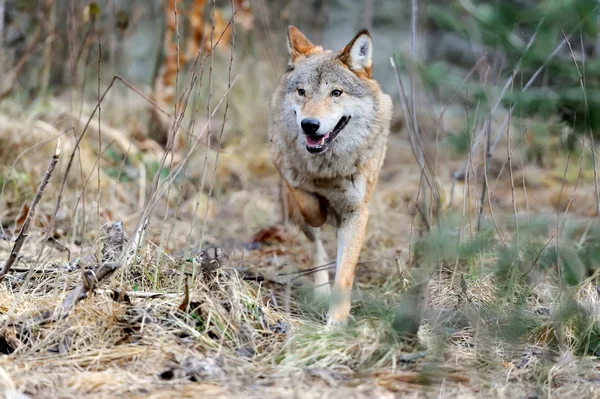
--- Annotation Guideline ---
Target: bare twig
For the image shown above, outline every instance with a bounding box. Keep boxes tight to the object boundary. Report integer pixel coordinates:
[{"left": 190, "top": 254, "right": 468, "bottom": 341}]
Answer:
[
  {"left": 477, "top": 113, "right": 492, "bottom": 231},
  {"left": 390, "top": 56, "right": 439, "bottom": 225},
  {"left": 437, "top": 56, "right": 488, "bottom": 126},
  {"left": 197, "top": 0, "right": 236, "bottom": 263},
  {"left": 507, "top": 73, "right": 519, "bottom": 250},
  {"left": 521, "top": 232, "right": 556, "bottom": 278},
  {"left": 476, "top": 62, "right": 491, "bottom": 232},
  {"left": 96, "top": 29, "right": 103, "bottom": 260},
  {"left": 555, "top": 145, "right": 574, "bottom": 284},
  {"left": 0, "top": 122, "right": 69, "bottom": 209},
  {"left": 455, "top": 20, "right": 544, "bottom": 176},
  {"left": 155, "top": 0, "right": 185, "bottom": 285},
  {"left": 57, "top": 140, "right": 117, "bottom": 247},
  {"left": 28, "top": 72, "right": 226, "bottom": 284},
  {"left": 124, "top": 75, "right": 239, "bottom": 269},
  {"left": 554, "top": 30, "right": 593, "bottom": 284},
  {"left": 51, "top": 262, "right": 121, "bottom": 321},
  {"left": 0, "top": 140, "right": 61, "bottom": 282},
  {"left": 95, "top": 289, "right": 180, "bottom": 299},
  {"left": 456, "top": 22, "right": 589, "bottom": 182},
  {"left": 410, "top": 0, "right": 425, "bottom": 221},
  {"left": 560, "top": 136, "right": 586, "bottom": 222},
  {"left": 483, "top": 153, "right": 507, "bottom": 248},
  {"left": 7, "top": 266, "right": 57, "bottom": 273},
  {"left": 487, "top": 26, "right": 584, "bottom": 157},
  {"left": 566, "top": 30, "right": 599, "bottom": 217}
]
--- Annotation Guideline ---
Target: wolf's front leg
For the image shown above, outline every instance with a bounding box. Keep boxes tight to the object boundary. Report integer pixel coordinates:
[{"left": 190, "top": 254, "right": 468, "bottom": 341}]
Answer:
[
  {"left": 327, "top": 207, "right": 369, "bottom": 326},
  {"left": 312, "top": 228, "right": 330, "bottom": 298}
]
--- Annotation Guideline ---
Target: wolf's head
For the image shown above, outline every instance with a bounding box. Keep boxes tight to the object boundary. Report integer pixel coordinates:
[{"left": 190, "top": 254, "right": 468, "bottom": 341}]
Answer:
[{"left": 280, "top": 26, "right": 381, "bottom": 155}]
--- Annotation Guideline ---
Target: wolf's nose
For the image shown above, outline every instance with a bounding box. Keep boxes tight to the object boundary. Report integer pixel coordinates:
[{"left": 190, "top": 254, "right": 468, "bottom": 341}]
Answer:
[{"left": 301, "top": 118, "right": 320, "bottom": 135}]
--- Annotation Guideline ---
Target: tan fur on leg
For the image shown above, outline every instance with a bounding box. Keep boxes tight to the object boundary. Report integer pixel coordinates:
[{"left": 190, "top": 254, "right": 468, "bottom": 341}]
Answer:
[
  {"left": 313, "top": 231, "right": 330, "bottom": 298},
  {"left": 328, "top": 208, "right": 369, "bottom": 326}
]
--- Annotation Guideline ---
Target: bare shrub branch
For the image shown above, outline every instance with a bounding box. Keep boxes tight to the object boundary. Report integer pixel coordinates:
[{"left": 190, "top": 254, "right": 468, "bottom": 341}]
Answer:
[{"left": 0, "top": 140, "right": 61, "bottom": 282}]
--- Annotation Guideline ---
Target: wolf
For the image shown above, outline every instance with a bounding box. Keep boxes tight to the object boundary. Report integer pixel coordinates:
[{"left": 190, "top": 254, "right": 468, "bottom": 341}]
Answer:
[{"left": 269, "top": 26, "right": 393, "bottom": 325}]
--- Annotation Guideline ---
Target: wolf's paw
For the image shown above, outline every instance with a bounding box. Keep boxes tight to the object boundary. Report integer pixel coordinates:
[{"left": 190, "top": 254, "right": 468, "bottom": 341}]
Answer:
[
  {"left": 326, "top": 306, "right": 350, "bottom": 328},
  {"left": 326, "top": 315, "right": 348, "bottom": 329},
  {"left": 326, "top": 295, "right": 351, "bottom": 327}
]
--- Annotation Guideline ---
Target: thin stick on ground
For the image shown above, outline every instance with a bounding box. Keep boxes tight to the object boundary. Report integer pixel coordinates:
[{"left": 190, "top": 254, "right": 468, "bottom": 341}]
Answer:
[
  {"left": 49, "top": 262, "right": 122, "bottom": 322},
  {"left": 43, "top": 219, "right": 125, "bottom": 322},
  {"left": 0, "top": 140, "right": 61, "bottom": 282}
]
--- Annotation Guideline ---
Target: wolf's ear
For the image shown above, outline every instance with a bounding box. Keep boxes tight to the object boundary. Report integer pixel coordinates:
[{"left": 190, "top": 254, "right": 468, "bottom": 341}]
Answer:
[
  {"left": 339, "top": 29, "right": 372, "bottom": 77},
  {"left": 287, "top": 25, "right": 315, "bottom": 62}
]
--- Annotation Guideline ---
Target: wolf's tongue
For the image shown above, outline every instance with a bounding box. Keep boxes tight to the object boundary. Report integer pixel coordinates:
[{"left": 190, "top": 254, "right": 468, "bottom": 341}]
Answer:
[{"left": 306, "top": 133, "right": 330, "bottom": 146}]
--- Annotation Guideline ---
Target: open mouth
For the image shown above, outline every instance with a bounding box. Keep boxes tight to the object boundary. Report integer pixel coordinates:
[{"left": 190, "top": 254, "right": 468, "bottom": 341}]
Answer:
[{"left": 304, "top": 116, "right": 351, "bottom": 154}]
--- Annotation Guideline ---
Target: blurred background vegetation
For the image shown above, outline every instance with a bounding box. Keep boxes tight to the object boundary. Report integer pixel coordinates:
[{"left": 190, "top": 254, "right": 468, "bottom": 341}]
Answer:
[{"left": 2, "top": 0, "right": 599, "bottom": 134}]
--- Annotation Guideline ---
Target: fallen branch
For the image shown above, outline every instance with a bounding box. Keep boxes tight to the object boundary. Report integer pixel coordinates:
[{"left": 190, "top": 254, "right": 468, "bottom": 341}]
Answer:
[
  {"left": 0, "top": 140, "right": 61, "bottom": 282},
  {"left": 8, "top": 266, "right": 61, "bottom": 274},
  {"left": 44, "top": 221, "right": 125, "bottom": 319},
  {"left": 51, "top": 262, "right": 122, "bottom": 321},
  {"left": 96, "top": 289, "right": 180, "bottom": 299}
]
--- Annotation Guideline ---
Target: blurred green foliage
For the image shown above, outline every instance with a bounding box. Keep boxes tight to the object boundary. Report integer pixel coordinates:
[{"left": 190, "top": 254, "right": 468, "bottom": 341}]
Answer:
[{"left": 427, "top": 0, "right": 600, "bottom": 144}]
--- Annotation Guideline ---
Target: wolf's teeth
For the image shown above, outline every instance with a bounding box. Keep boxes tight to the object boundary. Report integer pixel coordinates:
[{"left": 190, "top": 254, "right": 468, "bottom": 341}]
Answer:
[{"left": 319, "top": 137, "right": 325, "bottom": 145}]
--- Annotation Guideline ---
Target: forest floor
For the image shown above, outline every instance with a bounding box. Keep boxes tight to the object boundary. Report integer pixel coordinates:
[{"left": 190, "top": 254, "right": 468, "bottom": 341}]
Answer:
[{"left": 1, "top": 94, "right": 600, "bottom": 398}]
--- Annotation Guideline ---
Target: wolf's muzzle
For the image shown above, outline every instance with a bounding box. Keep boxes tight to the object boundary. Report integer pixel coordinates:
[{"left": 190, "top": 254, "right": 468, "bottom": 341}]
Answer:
[
  {"left": 301, "top": 118, "right": 321, "bottom": 135},
  {"left": 304, "top": 115, "right": 351, "bottom": 154}
]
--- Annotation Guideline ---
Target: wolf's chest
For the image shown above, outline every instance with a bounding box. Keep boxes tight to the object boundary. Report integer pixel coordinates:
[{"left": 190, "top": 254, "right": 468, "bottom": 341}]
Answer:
[{"left": 286, "top": 168, "right": 367, "bottom": 217}]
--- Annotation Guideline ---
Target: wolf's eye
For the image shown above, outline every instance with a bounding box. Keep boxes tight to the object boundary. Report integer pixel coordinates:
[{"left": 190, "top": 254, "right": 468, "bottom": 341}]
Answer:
[
  {"left": 331, "top": 89, "right": 343, "bottom": 97},
  {"left": 297, "top": 88, "right": 305, "bottom": 96}
]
